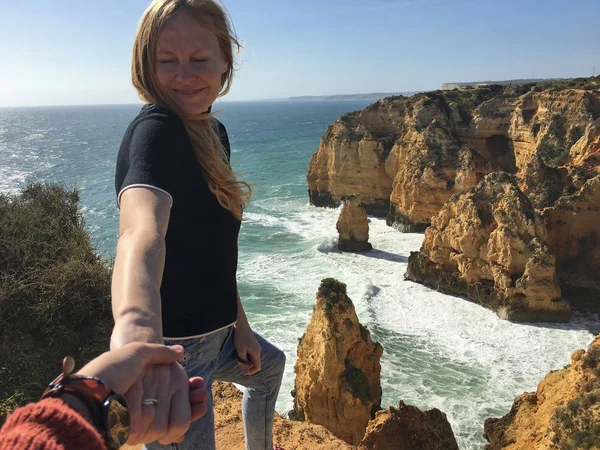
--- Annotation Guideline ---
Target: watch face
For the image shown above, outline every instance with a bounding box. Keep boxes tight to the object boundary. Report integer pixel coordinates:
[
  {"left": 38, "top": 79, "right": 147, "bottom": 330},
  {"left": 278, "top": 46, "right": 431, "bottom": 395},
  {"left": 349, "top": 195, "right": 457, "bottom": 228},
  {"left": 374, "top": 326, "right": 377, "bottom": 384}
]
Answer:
[{"left": 105, "top": 394, "right": 130, "bottom": 448}]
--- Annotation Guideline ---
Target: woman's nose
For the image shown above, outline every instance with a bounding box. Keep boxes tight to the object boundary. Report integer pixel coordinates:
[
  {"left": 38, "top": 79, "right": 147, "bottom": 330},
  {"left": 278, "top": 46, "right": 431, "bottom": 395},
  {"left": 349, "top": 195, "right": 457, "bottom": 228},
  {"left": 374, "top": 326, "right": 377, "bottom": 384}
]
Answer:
[{"left": 177, "top": 63, "right": 196, "bottom": 82}]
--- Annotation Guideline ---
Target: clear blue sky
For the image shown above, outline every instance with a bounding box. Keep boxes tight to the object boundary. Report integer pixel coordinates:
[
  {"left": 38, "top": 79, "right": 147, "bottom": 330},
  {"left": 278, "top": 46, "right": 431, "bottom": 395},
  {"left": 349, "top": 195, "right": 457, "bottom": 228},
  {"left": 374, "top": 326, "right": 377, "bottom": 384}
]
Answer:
[{"left": 1, "top": 0, "right": 599, "bottom": 106}]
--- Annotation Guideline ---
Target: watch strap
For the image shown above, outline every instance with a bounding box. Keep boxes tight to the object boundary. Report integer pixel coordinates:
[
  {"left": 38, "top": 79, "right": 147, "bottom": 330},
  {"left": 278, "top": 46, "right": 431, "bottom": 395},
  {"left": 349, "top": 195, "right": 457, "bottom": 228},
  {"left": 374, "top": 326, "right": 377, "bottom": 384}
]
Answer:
[{"left": 42, "top": 357, "right": 130, "bottom": 449}]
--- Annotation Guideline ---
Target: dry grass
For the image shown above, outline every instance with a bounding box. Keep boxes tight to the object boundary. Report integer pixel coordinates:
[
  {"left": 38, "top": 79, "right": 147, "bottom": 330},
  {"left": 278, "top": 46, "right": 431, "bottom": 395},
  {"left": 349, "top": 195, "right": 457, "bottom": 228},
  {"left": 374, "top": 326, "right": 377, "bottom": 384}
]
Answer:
[{"left": 0, "top": 183, "right": 113, "bottom": 423}]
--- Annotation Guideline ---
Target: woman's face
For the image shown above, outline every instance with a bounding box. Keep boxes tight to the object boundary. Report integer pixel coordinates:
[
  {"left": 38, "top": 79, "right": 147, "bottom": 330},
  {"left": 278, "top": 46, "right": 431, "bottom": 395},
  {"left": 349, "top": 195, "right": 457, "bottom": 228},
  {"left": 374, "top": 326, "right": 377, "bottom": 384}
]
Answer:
[{"left": 155, "top": 10, "right": 227, "bottom": 115}]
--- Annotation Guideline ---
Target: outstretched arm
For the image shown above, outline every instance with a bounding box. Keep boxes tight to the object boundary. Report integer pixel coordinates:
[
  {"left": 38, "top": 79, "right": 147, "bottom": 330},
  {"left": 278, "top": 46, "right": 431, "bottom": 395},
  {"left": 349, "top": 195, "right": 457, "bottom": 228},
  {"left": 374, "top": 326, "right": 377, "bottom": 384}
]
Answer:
[
  {"left": 111, "top": 187, "right": 170, "bottom": 349},
  {"left": 110, "top": 187, "right": 191, "bottom": 445}
]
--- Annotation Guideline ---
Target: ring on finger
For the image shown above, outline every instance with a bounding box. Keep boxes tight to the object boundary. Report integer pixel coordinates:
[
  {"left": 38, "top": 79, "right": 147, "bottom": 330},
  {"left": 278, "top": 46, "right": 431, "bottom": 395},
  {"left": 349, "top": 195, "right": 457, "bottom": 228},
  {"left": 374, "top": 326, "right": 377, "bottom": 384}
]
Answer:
[{"left": 142, "top": 398, "right": 159, "bottom": 406}]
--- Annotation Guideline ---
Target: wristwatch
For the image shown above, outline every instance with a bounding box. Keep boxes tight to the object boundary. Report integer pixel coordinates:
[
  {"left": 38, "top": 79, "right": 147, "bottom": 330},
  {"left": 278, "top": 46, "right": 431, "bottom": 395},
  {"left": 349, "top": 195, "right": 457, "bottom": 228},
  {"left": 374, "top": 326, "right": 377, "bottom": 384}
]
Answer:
[{"left": 42, "top": 356, "right": 130, "bottom": 449}]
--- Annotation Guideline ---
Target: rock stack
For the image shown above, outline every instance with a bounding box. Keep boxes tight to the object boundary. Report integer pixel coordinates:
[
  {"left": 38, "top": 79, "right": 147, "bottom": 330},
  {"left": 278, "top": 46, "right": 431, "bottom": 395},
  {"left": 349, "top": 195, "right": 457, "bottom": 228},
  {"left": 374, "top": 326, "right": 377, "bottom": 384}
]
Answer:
[
  {"left": 359, "top": 402, "right": 459, "bottom": 450},
  {"left": 291, "top": 278, "right": 459, "bottom": 448},
  {"left": 336, "top": 195, "right": 373, "bottom": 252},
  {"left": 291, "top": 278, "right": 383, "bottom": 444}
]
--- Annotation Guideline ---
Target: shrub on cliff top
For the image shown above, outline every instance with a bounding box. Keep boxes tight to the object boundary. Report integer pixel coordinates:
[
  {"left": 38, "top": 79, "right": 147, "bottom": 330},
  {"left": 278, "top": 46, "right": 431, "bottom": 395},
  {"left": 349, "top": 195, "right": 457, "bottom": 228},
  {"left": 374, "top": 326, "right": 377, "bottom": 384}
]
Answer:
[
  {"left": 0, "top": 183, "right": 113, "bottom": 422},
  {"left": 317, "top": 278, "right": 352, "bottom": 316}
]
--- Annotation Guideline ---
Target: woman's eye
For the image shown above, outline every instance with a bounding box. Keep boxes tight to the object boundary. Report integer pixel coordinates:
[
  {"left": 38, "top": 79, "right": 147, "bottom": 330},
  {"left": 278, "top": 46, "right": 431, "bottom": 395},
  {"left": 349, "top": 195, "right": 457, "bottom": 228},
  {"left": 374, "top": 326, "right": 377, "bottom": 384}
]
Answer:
[
  {"left": 193, "top": 58, "right": 208, "bottom": 63},
  {"left": 158, "top": 59, "right": 176, "bottom": 64}
]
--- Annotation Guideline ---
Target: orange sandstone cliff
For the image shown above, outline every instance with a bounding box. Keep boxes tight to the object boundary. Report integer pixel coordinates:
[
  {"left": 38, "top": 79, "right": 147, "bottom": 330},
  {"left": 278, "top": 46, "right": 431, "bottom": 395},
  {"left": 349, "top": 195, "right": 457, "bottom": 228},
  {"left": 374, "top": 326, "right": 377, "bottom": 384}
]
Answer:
[
  {"left": 484, "top": 335, "right": 600, "bottom": 450},
  {"left": 308, "top": 80, "right": 600, "bottom": 315},
  {"left": 406, "top": 172, "right": 571, "bottom": 322}
]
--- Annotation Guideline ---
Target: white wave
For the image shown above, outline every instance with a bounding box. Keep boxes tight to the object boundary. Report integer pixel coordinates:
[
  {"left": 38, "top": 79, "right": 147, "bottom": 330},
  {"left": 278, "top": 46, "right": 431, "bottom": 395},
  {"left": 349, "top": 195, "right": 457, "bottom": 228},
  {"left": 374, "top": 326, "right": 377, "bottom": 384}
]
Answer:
[{"left": 239, "top": 210, "right": 595, "bottom": 450}]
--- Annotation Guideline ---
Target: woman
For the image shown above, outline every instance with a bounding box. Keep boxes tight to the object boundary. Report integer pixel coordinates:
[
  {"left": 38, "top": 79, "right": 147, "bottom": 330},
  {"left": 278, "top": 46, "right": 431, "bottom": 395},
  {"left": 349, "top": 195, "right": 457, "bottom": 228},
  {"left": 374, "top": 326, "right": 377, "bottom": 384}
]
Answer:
[{"left": 111, "top": 0, "right": 286, "bottom": 449}]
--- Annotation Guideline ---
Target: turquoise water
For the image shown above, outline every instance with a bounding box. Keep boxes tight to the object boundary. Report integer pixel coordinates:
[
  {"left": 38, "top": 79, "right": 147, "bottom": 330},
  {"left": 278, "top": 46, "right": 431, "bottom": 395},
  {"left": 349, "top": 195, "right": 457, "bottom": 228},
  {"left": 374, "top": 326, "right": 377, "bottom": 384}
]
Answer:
[{"left": 0, "top": 101, "right": 596, "bottom": 449}]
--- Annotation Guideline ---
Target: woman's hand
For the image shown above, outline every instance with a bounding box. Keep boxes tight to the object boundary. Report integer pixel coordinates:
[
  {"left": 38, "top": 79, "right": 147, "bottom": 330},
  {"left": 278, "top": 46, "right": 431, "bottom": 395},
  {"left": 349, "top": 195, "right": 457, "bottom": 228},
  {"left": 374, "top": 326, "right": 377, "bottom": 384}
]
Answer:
[
  {"left": 80, "top": 342, "right": 208, "bottom": 445},
  {"left": 79, "top": 343, "right": 204, "bottom": 444},
  {"left": 233, "top": 323, "right": 262, "bottom": 376},
  {"left": 124, "top": 362, "right": 191, "bottom": 445},
  {"left": 79, "top": 342, "right": 181, "bottom": 398}
]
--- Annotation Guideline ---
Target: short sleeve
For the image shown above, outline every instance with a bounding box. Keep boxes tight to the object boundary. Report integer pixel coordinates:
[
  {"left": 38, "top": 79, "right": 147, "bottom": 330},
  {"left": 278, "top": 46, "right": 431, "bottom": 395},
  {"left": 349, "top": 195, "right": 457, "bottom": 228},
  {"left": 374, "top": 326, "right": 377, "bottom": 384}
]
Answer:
[
  {"left": 116, "top": 110, "right": 181, "bottom": 207},
  {"left": 215, "top": 119, "right": 231, "bottom": 163}
]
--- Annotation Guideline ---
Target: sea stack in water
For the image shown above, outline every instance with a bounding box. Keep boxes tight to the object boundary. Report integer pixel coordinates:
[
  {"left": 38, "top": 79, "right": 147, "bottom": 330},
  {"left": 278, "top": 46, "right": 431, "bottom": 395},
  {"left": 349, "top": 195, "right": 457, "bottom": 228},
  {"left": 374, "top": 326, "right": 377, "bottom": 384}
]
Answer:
[
  {"left": 336, "top": 195, "right": 373, "bottom": 252},
  {"left": 484, "top": 336, "right": 600, "bottom": 450},
  {"left": 359, "top": 402, "right": 459, "bottom": 450},
  {"left": 406, "top": 172, "right": 571, "bottom": 322},
  {"left": 291, "top": 278, "right": 383, "bottom": 445}
]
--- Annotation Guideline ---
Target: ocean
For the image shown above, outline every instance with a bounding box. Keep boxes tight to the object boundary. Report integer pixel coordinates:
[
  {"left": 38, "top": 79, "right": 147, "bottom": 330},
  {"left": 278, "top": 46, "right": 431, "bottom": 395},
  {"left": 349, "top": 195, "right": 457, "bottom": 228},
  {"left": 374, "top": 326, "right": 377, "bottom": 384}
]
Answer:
[{"left": 0, "top": 100, "right": 596, "bottom": 449}]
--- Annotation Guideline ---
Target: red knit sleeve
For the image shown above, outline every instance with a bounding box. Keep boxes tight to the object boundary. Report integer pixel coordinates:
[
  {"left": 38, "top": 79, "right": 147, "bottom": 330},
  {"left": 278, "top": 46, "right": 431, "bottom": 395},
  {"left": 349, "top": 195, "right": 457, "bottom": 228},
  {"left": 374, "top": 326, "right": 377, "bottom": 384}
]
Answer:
[{"left": 0, "top": 398, "right": 106, "bottom": 450}]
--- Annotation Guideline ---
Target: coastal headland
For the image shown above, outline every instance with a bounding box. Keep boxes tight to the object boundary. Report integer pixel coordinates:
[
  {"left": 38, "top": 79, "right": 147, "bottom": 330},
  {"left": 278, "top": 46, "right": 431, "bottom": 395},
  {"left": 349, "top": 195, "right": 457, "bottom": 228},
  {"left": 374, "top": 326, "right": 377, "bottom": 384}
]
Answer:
[{"left": 307, "top": 77, "right": 600, "bottom": 321}]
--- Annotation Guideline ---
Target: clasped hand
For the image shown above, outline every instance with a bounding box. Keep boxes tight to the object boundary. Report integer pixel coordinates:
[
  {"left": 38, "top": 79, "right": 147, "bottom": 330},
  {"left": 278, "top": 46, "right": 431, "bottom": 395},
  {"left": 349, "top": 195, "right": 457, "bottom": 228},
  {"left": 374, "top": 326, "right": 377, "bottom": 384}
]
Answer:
[{"left": 79, "top": 342, "right": 208, "bottom": 445}]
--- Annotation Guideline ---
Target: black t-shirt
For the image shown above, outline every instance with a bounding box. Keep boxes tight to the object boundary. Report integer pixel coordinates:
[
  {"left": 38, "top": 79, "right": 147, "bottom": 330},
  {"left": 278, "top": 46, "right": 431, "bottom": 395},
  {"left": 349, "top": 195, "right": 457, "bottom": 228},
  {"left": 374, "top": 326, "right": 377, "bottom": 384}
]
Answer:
[{"left": 115, "top": 104, "right": 240, "bottom": 338}]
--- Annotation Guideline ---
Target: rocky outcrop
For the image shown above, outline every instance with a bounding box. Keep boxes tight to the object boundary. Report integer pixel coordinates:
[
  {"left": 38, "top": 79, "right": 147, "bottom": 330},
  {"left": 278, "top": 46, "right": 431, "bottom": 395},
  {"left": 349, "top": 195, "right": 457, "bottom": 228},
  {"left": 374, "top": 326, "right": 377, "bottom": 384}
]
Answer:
[
  {"left": 359, "top": 402, "right": 459, "bottom": 450},
  {"left": 308, "top": 82, "right": 600, "bottom": 313},
  {"left": 336, "top": 195, "right": 373, "bottom": 252},
  {"left": 291, "top": 278, "right": 383, "bottom": 445},
  {"left": 306, "top": 108, "right": 397, "bottom": 216},
  {"left": 406, "top": 172, "right": 571, "bottom": 322},
  {"left": 484, "top": 335, "right": 600, "bottom": 450},
  {"left": 308, "top": 85, "right": 599, "bottom": 226},
  {"left": 542, "top": 175, "right": 600, "bottom": 311},
  {"left": 213, "top": 383, "right": 355, "bottom": 450}
]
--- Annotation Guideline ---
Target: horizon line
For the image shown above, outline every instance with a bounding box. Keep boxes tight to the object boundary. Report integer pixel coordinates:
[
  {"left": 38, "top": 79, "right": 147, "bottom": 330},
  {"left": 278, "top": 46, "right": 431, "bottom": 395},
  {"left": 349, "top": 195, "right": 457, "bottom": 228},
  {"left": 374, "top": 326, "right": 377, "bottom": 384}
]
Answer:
[{"left": 0, "top": 90, "right": 420, "bottom": 109}]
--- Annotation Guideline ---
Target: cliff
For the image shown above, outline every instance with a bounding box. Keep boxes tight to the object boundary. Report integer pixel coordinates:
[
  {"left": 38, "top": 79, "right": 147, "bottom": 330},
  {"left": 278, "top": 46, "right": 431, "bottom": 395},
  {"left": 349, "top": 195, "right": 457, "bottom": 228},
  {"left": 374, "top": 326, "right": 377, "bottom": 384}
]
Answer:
[
  {"left": 484, "top": 335, "right": 600, "bottom": 450},
  {"left": 212, "top": 382, "right": 355, "bottom": 450},
  {"left": 308, "top": 80, "right": 600, "bottom": 313},
  {"left": 406, "top": 172, "right": 571, "bottom": 322},
  {"left": 291, "top": 278, "right": 383, "bottom": 445}
]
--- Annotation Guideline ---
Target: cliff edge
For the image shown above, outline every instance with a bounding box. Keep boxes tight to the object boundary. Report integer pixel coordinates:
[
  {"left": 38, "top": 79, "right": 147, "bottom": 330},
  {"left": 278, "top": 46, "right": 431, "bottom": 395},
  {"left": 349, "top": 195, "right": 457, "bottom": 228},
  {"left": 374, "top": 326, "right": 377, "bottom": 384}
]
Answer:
[{"left": 484, "top": 335, "right": 600, "bottom": 450}]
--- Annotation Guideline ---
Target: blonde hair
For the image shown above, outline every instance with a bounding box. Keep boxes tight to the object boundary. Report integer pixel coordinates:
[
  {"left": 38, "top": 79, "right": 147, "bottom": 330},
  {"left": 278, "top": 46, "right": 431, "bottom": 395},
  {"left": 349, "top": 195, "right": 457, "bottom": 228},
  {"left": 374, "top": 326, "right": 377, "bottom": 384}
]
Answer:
[{"left": 132, "top": 0, "right": 251, "bottom": 220}]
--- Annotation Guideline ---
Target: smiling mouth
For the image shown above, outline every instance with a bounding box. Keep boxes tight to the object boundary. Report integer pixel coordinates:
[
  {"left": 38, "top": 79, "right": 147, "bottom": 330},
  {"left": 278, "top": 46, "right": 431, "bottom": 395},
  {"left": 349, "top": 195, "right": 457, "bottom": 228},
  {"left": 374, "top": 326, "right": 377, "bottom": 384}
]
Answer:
[{"left": 173, "top": 88, "right": 205, "bottom": 97}]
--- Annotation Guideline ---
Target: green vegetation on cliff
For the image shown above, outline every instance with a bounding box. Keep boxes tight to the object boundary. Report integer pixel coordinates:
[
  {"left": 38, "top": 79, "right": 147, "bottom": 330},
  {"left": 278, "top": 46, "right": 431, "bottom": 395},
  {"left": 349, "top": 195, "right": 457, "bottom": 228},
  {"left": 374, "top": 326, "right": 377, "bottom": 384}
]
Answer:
[
  {"left": 317, "top": 278, "right": 352, "bottom": 317},
  {"left": 0, "top": 183, "right": 113, "bottom": 422}
]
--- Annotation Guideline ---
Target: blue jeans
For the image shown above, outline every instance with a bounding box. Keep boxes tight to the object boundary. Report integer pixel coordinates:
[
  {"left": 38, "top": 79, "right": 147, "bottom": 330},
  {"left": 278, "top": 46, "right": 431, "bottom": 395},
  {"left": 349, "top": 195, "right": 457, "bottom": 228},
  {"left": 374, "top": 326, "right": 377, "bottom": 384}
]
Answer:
[{"left": 144, "top": 326, "right": 286, "bottom": 450}]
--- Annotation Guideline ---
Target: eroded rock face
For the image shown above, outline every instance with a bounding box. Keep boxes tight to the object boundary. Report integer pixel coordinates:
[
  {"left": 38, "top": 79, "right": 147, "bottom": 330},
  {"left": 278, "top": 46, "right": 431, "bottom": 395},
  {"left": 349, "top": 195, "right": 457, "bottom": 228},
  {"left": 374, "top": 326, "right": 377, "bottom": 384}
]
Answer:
[
  {"left": 306, "top": 108, "right": 397, "bottom": 216},
  {"left": 336, "top": 196, "right": 373, "bottom": 252},
  {"left": 359, "top": 402, "right": 459, "bottom": 450},
  {"left": 542, "top": 175, "right": 600, "bottom": 310},
  {"left": 291, "top": 279, "right": 383, "bottom": 445},
  {"left": 308, "top": 87, "right": 599, "bottom": 226},
  {"left": 484, "top": 336, "right": 600, "bottom": 450},
  {"left": 308, "top": 85, "right": 600, "bottom": 313},
  {"left": 406, "top": 172, "right": 571, "bottom": 322}
]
